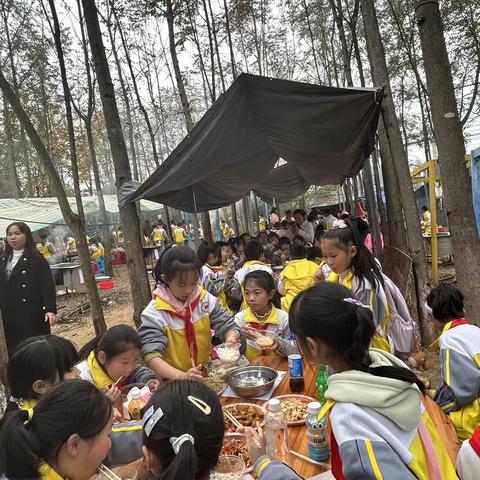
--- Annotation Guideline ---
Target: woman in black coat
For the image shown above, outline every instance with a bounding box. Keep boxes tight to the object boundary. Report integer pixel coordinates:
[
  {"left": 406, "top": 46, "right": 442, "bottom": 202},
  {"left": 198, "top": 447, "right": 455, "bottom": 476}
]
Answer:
[{"left": 0, "top": 222, "right": 57, "bottom": 356}]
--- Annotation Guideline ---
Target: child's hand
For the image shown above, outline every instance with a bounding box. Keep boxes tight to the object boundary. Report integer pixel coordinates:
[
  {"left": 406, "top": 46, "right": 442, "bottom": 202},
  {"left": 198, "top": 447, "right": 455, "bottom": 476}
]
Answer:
[
  {"left": 241, "top": 422, "right": 266, "bottom": 463},
  {"left": 241, "top": 326, "right": 259, "bottom": 341},
  {"left": 183, "top": 365, "right": 203, "bottom": 380},
  {"left": 314, "top": 267, "right": 326, "bottom": 283},
  {"left": 106, "top": 385, "right": 121, "bottom": 404},
  {"left": 262, "top": 338, "right": 280, "bottom": 353},
  {"left": 146, "top": 378, "right": 163, "bottom": 393}
]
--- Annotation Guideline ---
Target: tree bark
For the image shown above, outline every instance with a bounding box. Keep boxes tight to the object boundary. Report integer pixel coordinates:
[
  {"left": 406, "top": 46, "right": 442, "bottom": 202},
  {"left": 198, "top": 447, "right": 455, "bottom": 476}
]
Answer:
[
  {"left": 83, "top": 0, "right": 151, "bottom": 325},
  {"left": 207, "top": 0, "right": 225, "bottom": 93},
  {"left": 415, "top": 0, "right": 480, "bottom": 324},
  {"left": 105, "top": 10, "right": 139, "bottom": 180},
  {"left": 0, "top": 66, "right": 107, "bottom": 335},
  {"left": 2, "top": 95, "right": 20, "bottom": 197},
  {"left": 302, "top": 0, "right": 322, "bottom": 83},
  {"left": 362, "top": 0, "right": 432, "bottom": 343},
  {"left": 372, "top": 143, "right": 389, "bottom": 243}
]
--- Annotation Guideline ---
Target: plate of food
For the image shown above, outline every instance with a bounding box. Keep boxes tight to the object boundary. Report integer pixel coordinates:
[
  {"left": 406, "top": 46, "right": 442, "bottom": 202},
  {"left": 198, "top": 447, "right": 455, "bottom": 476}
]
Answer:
[
  {"left": 273, "top": 394, "right": 317, "bottom": 426},
  {"left": 203, "top": 377, "right": 227, "bottom": 396},
  {"left": 220, "top": 434, "right": 253, "bottom": 473},
  {"left": 223, "top": 403, "right": 266, "bottom": 433}
]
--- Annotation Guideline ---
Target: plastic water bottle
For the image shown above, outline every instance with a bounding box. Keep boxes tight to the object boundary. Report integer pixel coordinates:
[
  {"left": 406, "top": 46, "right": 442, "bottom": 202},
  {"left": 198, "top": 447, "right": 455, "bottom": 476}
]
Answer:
[
  {"left": 306, "top": 401, "right": 330, "bottom": 462},
  {"left": 265, "top": 398, "right": 290, "bottom": 463},
  {"left": 315, "top": 365, "right": 329, "bottom": 404}
]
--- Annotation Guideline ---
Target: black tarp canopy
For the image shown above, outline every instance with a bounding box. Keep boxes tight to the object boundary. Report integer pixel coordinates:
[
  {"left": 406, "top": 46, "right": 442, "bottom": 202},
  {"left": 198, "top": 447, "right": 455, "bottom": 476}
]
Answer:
[{"left": 126, "top": 74, "right": 382, "bottom": 212}]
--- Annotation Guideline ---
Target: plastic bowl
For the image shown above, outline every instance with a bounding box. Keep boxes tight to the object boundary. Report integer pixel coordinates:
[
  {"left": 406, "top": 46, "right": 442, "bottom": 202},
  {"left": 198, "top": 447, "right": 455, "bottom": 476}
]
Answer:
[
  {"left": 99, "top": 280, "right": 114, "bottom": 289},
  {"left": 214, "top": 342, "right": 241, "bottom": 366},
  {"left": 210, "top": 455, "right": 246, "bottom": 480},
  {"left": 226, "top": 366, "right": 278, "bottom": 398}
]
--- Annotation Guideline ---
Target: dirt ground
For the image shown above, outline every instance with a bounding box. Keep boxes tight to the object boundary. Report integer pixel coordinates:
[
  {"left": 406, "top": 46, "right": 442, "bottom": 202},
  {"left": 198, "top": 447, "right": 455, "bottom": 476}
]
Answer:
[{"left": 52, "top": 265, "right": 149, "bottom": 349}]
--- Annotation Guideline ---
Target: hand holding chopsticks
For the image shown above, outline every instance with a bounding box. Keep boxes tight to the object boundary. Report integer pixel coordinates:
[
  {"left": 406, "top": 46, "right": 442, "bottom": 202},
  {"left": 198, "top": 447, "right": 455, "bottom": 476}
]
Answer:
[
  {"left": 225, "top": 411, "right": 263, "bottom": 449},
  {"left": 98, "top": 464, "right": 122, "bottom": 480}
]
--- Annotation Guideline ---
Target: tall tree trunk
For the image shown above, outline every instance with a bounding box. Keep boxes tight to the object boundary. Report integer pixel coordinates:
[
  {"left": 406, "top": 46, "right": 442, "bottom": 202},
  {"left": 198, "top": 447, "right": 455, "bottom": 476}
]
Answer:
[
  {"left": 362, "top": 0, "right": 431, "bottom": 343},
  {"left": 202, "top": 0, "right": 216, "bottom": 101},
  {"left": 76, "top": 0, "right": 113, "bottom": 277},
  {"left": 105, "top": 11, "right": 139, "bottom": 180},
  {"left": 46, "top": 0, "right": 84, "bottom": 218},
  {"left": 2, "top": 96, "right": 20, "bottom": 196},
  {"left": 207, "top": 0, "right": 226, "bottom": 93},
  {"left": 415, "top": 0, "right": 480, "bottom": 325},
  {"left": 83, "top": 0, "right": 152, "bottom": 325},
  {"left": 250, "top": 0, "right": 263, "bottom": 75},
  {"left": 363, "top": 158, "right": 382, "bottom": 255},
  {"left": 0, "top": 66, "right": 107, "bottom": 335},
  {"left": 328, "top": 0, "right": 353, "bottom": 86},
  {"left": 372, "top": 143, "right": 389, "bottom": 243},
  {"left": 302, "top": 0, "right": 322, "bottom": 83},
  {"left": 110, "top": 0, "right": 159, "bottom": 168},
  {"left": 223, "top": 0, "right": 237, "bottom": 79}
]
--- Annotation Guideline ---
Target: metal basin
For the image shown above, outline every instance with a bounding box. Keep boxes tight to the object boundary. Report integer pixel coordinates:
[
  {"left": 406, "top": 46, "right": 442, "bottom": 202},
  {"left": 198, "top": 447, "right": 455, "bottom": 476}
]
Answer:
[{"left": 226, "top": 366, "right": 278, "bottom": 398}]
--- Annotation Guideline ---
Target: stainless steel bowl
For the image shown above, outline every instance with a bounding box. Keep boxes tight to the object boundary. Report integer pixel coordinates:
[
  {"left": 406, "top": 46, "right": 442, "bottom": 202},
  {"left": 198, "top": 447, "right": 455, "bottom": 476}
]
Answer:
[{"left": 225, "top": 366, "right": 278, "bottom": 398}]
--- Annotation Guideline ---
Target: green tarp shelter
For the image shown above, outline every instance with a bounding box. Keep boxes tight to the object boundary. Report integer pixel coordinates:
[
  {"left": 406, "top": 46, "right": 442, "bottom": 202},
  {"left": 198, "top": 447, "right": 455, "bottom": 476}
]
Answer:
[{"left": 0, "top": 196, "right": 162, "bottom": 235}]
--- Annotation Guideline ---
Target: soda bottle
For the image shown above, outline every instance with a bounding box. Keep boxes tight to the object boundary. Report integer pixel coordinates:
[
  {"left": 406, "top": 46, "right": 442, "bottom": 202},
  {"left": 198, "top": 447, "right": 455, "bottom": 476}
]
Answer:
[
  {"left": 265, "top": 398, "right": 290, "bottom": 463},
  {"left": 128, "top": 387, "right": 147, "bottom": 421},
  {"left": 305, "top": 401, "right": 330, "bottom": 462},
  {"left": 315, "top": 365, "right": 329, "bottom": 404},
  {"left": 288, "top": 354, "right": 305, "bottom": 393}
]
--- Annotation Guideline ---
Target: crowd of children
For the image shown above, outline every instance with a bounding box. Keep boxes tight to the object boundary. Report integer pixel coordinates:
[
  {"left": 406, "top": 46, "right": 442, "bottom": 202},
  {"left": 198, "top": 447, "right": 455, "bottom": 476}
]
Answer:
[{"left": 0, "top": 214, "right": 479, "bottom": 480}]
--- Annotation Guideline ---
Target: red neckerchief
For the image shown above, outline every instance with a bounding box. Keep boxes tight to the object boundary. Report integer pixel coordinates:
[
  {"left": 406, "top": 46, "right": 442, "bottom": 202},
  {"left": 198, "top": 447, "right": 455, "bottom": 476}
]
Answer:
[
  {"left": 469, "top": 426, "right": 480, "bottom": 457},
  {"left": 448, "top": 318, "right": 469, "bottom": 329},
  {"left": 168, "top": 293, "right": 203, "bottom": 365}
]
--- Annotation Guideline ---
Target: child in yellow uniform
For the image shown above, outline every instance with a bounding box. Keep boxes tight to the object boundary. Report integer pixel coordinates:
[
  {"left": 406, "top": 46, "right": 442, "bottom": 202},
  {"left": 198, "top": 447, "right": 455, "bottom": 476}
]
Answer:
[
  {"left": 0, "top": 380, "right": 113, "bottom": 480},
  {"left": 173, "top": 222, "right": 186, "bottom": 245},
  {"left": 234, "top": 271, "right": 297, "bottom": 360},
  {"left": 139, "top": 246, "right": 240, "bottom": 380},
  {"left": 232, "top": 240, "right": 273, "bottom": 311},
  {"left": 278, "top": 244, "right": 318, "bottom": 311},
  {"left": 427, "top": 283, "right": 480, "bottom": 441},
  {"left": 318, "top": 219, "right": 392, "bottom": 353}
]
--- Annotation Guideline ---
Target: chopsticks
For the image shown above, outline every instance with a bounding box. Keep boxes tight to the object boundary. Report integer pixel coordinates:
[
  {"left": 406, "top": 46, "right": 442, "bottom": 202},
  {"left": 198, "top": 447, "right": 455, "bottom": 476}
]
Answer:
[
  {"left": 290, "top": 450, "right": 330, "bottom": 468},
  {"left": 224, "top": 410, "right": 262, "bottom": 448},
  {"left": 98, "top": 463, "right": 121, "bottom": 480},
  {"left": 190, "top": 357, "right": 196, "bottom": 369},
  {"left": 113, "top": 375, "right": 123, "bottom": 386}
]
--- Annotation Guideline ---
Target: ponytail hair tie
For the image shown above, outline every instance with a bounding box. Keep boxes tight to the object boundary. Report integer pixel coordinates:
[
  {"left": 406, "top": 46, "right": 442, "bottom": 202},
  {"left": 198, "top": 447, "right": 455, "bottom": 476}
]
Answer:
[
  {"left": 26, "top": 408, "right": 34, "bottom": 422},
  {"left": 170, "top": 433, "right": 194, "bottom": 454},
  {"left": 343, "top": 298, "right": 370, "bottom": 310}
]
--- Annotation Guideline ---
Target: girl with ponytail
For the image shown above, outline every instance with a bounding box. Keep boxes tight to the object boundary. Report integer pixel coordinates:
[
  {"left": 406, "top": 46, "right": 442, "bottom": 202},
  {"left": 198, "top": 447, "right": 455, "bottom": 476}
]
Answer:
[
  {"left": 0, "top": 380, "right": 113, "bottom": 480},
  {"left": 246, "top": 283, "right": 458, "bottom": 480},
  {"left": 142, "top": 380, "right": 224, "bottom": 480},
  {"left": 316, "top": 218, "right": 393, "bottom": 353}
]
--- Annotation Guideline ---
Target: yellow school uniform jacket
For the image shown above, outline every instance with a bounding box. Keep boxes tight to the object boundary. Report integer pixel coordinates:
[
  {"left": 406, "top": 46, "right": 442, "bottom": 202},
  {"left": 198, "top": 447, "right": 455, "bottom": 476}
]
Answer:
[
  {"left": 232, "top": 261, "right": 273, "bottom": 311},
  {"left": 278, "top": 259, "right": 317, "bottom": 311},
  {"left": 233, "top": 306, "right": 297, "bottom": 360},
  {"left": 66, "top": 237, "right": 77, "bottom": 252},
  {"left": 328, "top": 269, "right": 392, "bottom": 353},
  {"left": 37, "top": 243, "right": 53, "bottom": 261},
  {"left": 152, "top": 227, "right": 167, "bottom": 243},
  {"left": 39, "top": 463, "right": 63, "bottom": 480},
  {"left": 174, "top": 227, "right": 186, "bottom": 244},
  {"left": 139, "top": 290, "right": 238, "bottom": 372},
  {"left": 432, "top": 319, "right": 480, "bottom": 441},
  {"left": 422, "top": 211, "right": 432, "bottom": 235}
]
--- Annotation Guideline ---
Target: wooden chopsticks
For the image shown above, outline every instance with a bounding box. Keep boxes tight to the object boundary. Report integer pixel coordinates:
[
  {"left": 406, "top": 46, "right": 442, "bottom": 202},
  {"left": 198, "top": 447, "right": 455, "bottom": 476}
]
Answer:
[
  {"left": 224, "top": 410, "right": 262, "bottom": 448},
  {"left": 290, "top": 449, "right": 330, "bottom": 468},
  {"left": 98, "top": 463, "right": 122, "bottom": 480}
]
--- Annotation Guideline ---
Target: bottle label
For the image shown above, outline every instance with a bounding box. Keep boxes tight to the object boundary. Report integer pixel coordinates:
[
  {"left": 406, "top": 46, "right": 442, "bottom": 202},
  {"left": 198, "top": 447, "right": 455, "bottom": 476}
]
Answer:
[{"left": 288, "top": 354, "right": 303, "bottom": 378}]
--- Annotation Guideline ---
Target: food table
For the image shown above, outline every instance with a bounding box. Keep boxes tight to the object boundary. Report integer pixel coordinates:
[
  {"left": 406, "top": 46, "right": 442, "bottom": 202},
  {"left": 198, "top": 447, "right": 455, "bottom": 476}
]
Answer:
[
  {"left": 220, "top": 355, "right": 330, "bottom": 479},
  {"left": 50, "top": 262, "right": 85, "bottom": 294}
]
